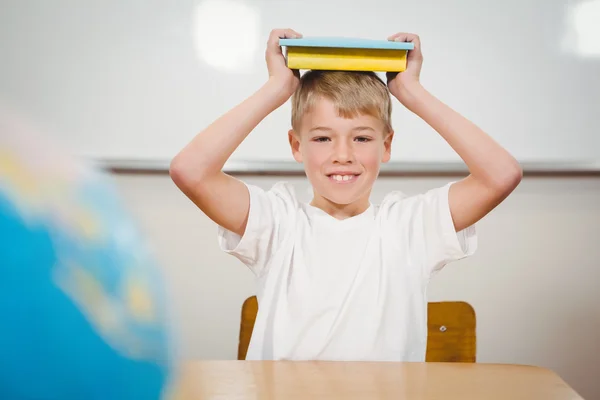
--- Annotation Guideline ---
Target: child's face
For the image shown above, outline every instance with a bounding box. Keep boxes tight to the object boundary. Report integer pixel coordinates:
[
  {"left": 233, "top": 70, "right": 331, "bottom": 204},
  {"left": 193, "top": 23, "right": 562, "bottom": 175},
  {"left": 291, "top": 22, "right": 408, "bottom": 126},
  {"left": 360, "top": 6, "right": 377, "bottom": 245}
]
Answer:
[{"left": 289, "top": 97, "right": 393, "bottom": 211}]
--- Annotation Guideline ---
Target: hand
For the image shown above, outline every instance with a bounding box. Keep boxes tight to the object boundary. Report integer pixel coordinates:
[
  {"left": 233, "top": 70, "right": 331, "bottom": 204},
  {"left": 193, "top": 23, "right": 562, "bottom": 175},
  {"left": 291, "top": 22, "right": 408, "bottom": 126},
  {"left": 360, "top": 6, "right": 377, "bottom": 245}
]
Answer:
[
  {"left": 265, "top": 28, "right": 303, "bottom": 102},
  {"left": 386, "top": 32, "right": 424, "bottom": 104}
]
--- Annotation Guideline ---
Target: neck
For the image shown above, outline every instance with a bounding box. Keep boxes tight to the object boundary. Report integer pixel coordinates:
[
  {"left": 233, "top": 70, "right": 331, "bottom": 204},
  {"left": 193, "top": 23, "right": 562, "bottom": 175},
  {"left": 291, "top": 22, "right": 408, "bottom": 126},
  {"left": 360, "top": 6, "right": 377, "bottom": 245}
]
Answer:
[{"left": 309, "top": 194, "right": 371, "bottom": 220}]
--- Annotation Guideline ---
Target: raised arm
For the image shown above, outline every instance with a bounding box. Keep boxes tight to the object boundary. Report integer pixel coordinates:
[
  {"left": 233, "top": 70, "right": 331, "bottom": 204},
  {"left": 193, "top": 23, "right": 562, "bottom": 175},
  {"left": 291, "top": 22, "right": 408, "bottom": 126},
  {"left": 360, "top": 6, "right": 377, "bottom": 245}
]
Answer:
[
  {"left": 170, "top": 29, "right": 302, "bottom": 236},
  {"left": 387, "top": 33, "right": 522, "bottom": 232}
]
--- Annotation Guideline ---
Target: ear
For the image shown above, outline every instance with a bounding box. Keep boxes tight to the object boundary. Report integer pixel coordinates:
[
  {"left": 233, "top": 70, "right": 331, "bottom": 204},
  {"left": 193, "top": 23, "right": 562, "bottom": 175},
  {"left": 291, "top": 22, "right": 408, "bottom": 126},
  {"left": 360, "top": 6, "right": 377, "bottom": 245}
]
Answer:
[
  {"left": 288, "top": 129, "right": 303, "bottom": 163},
  {"left": 382, "top": 130, "right": 394, "bottom": 163},
  {"left": 381, "top": 131, "right": 394, "bottom": 163}
]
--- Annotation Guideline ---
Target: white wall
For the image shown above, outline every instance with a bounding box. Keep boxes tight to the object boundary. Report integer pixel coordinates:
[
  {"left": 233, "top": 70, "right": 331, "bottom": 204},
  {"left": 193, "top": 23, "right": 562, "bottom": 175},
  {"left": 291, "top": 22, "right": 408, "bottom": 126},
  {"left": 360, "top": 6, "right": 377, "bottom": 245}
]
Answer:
[
  {"left": 113, "top": 173, "right": 600, "bottom": 399},
  {"left": 3, "top": 0, "right": 599, "bottom": 164}
]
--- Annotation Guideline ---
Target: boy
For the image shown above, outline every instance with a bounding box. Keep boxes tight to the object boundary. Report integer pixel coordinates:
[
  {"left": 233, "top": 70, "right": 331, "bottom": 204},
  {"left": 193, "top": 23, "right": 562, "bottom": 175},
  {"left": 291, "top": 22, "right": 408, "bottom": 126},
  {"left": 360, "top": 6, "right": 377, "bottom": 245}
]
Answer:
[{"left": 170, "top": 29, "right": 522, "bottom": 361}]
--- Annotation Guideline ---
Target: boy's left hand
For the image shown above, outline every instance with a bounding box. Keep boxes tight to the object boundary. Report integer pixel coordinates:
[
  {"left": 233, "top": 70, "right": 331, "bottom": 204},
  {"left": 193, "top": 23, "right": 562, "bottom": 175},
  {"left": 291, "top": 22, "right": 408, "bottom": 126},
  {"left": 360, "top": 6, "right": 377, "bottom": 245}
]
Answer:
[{"left": 386, "top": 32, "right": 423, "bottom": 104}]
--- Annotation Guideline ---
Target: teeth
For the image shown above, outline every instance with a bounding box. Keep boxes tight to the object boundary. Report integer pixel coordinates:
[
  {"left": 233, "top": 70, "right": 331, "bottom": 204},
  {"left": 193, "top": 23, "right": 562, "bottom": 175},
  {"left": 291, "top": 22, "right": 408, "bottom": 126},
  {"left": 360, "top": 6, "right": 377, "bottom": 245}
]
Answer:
[{"left": 331, "top": 174, "right": 355, "bottom": 182}]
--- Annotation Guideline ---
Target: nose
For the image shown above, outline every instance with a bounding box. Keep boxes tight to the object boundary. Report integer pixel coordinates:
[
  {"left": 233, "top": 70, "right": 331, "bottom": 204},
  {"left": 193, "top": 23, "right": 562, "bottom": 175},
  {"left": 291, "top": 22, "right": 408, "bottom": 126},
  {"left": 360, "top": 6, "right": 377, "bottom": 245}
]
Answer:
[{"left": 332, "top": 139, "right": 355, "bottom": 164}]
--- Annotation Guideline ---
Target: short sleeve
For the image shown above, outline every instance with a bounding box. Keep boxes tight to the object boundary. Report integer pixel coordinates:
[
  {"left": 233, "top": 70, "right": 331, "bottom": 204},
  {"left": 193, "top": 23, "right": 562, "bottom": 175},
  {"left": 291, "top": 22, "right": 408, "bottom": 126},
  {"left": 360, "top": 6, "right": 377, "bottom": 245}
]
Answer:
[
  {"left": 380, "top": 182, "right": 477, "bottom": 278},
  {"left": 217, "top": 182, "right": 296, "bottom": 277}
]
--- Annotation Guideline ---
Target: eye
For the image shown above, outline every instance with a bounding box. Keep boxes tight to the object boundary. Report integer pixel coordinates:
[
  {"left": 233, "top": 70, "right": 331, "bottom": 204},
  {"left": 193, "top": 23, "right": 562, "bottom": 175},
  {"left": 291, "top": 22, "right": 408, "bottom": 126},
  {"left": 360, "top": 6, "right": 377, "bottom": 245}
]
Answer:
[
  {"left": 355, "top": 136, "right": 372, "bottom": 143},
  {"left": 313, "top": 136, "right": 330, "bottom": 142}
]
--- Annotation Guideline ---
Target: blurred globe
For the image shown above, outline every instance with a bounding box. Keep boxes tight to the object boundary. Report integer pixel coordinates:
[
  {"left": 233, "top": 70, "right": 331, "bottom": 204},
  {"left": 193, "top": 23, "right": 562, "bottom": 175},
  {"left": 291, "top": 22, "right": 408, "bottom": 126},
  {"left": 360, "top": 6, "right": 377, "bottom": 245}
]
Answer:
[{"left": 0, "top": 113, "right": 176, "bottom": 399}]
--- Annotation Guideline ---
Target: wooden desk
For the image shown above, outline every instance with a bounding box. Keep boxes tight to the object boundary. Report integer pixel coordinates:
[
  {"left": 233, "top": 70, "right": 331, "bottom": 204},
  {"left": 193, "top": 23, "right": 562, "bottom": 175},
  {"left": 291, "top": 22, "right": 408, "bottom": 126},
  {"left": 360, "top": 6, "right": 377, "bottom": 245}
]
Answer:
[{"left": 173, "top": 361, "right": 582, "bottom": 399}]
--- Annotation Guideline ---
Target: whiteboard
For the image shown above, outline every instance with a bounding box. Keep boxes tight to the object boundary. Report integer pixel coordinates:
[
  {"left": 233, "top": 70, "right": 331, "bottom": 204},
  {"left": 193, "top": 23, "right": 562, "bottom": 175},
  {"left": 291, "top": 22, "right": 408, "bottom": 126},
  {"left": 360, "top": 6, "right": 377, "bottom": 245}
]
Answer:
[{"left": 1, "top": 0, "right": 599, "bottom": 171}]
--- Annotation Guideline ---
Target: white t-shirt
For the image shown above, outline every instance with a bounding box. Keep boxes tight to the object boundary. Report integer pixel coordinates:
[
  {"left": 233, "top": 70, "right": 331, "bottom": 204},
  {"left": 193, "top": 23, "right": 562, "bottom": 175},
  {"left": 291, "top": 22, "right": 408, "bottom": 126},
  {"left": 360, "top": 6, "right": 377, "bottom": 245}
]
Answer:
[{"left": 218, "top": 181, "right": 477, "bottom": 361}]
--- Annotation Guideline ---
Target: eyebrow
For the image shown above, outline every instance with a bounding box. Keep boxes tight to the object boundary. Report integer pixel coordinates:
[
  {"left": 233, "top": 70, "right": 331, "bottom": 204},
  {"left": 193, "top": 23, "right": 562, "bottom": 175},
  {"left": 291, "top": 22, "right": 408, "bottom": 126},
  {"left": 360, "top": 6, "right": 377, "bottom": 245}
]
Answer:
[
  {"left": 308, "top": 126, "right": 376, "bottom": 133},
  {"left": 352, "top": 126, "right": 376, "bottom": 132}
]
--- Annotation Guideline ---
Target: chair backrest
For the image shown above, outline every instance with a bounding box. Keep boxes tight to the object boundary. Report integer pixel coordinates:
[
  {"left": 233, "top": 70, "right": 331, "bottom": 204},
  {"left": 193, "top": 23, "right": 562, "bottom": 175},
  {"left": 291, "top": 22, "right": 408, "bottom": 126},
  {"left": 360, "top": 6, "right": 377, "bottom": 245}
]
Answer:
[
  {"left": 238, "top": 296, "right": 259, "bottom": 360},
  {"left": 238, "top": 296, "right": 476, "bottom": 362},
  {"left": 425, "top": 301, "right": 476, "bottom": 362}
]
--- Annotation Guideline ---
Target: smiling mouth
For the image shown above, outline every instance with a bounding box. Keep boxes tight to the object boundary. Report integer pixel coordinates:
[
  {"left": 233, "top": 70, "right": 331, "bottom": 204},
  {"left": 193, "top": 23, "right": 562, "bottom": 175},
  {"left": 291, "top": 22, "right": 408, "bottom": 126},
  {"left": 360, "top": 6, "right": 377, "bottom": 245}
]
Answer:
[{"left": 327, "top": 174, "right": 360, "bottom": 183}]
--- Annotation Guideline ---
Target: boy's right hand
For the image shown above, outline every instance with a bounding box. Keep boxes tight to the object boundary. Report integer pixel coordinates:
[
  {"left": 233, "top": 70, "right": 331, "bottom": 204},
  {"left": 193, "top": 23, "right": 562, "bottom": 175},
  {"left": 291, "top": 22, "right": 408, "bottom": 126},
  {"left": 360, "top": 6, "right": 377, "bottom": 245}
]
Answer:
[{"left": 265, "top": 28, "right": 303, "bottom": 103}]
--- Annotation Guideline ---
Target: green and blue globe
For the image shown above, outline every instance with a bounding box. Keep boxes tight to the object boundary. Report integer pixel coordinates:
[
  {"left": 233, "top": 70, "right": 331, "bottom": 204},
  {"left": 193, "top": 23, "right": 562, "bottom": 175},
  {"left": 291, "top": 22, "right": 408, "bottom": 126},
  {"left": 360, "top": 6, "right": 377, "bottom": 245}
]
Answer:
[{"left": 0, "top": 122, "right": 176, "bottom": 399}]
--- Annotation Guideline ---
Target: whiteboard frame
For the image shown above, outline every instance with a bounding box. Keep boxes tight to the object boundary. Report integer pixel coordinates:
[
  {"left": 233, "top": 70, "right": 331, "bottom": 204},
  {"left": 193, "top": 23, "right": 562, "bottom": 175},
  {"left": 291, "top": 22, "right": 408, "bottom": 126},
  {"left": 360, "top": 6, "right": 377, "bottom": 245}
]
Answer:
[{"left": 97, "top": 159, "right": 600, "bottom": 176}]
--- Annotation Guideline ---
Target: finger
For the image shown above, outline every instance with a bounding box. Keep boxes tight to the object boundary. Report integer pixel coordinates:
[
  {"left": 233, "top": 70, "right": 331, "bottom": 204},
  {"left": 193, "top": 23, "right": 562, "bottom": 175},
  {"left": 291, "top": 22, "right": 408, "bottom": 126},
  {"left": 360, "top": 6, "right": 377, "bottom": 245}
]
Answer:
[
  {"left": 387, "top": 32, "right": 417, "bottom": 41},
  {"left": 387, "top": 32, "right": 419, "bottom": 46},
  {"left": 267, "top": 28, "right": 303, "bottom": 56},
  {"left": 268, "top": 28, "right": 302, "bottom": 45},
  {"left": 288, "top": 29, "right": 303, "bottom": 38},
  {"left": 387, "top": 32, "right": 422, "bottom": 58}
]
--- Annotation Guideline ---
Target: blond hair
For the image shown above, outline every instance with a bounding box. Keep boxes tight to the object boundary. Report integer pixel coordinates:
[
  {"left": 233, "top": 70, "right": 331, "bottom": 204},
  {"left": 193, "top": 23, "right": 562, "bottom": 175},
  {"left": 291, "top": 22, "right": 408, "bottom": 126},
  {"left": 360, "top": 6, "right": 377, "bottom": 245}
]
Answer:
[{"left": 291, "top": 70, "right": 392, "bottom": 133}]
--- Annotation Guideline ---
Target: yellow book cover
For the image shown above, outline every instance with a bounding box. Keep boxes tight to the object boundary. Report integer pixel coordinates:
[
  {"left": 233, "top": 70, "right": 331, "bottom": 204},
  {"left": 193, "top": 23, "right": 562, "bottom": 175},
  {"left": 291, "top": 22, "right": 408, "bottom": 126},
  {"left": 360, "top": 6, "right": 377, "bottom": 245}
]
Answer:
[{"left": 286, "top": 47, "right": 409, "bottom": 72}]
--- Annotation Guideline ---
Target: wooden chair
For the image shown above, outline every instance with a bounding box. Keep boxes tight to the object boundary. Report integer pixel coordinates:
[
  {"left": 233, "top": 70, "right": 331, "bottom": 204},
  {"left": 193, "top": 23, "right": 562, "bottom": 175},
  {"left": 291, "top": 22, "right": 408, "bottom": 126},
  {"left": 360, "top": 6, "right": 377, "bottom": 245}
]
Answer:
[{"left": 238, "top": 296, "right": 476, "bottom": 362}]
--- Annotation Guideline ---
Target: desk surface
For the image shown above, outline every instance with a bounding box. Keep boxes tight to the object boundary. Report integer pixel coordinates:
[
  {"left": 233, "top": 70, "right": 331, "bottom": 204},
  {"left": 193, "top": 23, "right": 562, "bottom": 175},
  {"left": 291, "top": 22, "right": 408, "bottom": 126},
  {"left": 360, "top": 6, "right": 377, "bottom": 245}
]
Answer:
[{"left": 173, "top": 361, "right": 582, "bottom": 399}]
